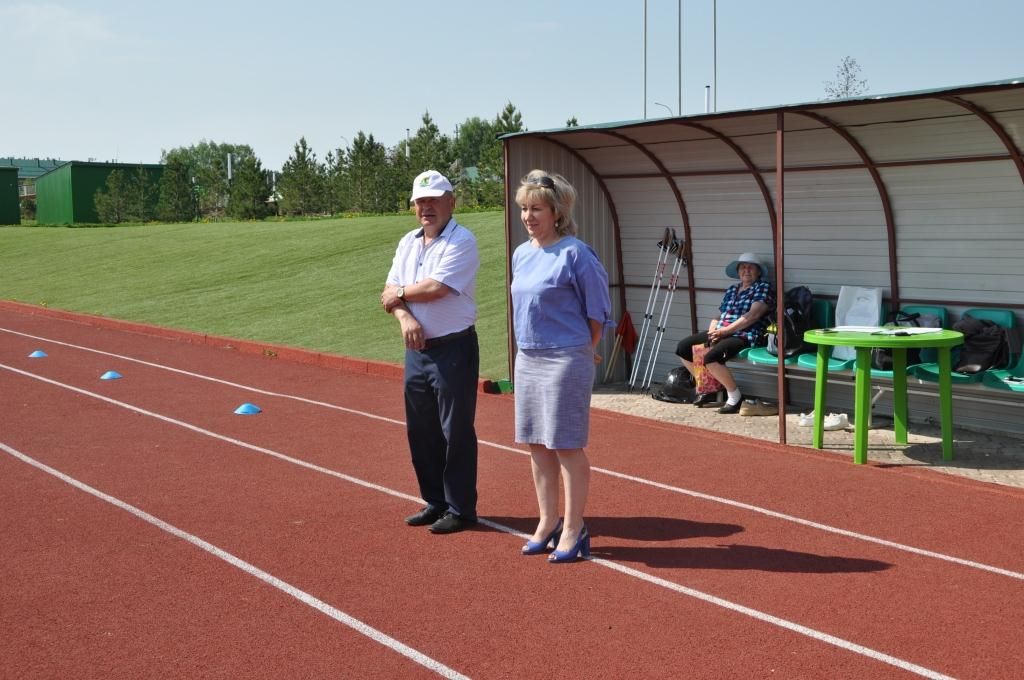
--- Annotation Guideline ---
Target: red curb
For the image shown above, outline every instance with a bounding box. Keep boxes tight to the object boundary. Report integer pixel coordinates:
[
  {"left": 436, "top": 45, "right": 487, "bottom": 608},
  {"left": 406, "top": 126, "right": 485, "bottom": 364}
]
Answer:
[{"left": 0, "top": 300, "right": 468, "bottom": 389}]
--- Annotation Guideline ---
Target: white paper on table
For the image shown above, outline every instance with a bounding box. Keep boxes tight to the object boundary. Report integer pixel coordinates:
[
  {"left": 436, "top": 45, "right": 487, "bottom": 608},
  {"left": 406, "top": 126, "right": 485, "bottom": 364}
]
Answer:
[
  {"left": 833, "top": 325, "right": 944, "bottom": 335},
  {"left": 872, "top": 327, "right": 945, "bottom": 335}
]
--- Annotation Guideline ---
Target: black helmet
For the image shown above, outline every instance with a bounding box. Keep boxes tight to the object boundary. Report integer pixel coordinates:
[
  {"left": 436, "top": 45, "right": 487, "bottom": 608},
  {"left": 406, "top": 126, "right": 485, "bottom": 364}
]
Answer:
[{"left": 651, "top": 367, "right": 695, "bottom": 403}]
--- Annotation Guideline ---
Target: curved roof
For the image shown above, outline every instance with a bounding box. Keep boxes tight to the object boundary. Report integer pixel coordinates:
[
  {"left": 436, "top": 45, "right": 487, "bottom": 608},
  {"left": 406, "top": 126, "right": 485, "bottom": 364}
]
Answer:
[{"left": 501, "top": 77, "right": 1024, "bottom": 425}]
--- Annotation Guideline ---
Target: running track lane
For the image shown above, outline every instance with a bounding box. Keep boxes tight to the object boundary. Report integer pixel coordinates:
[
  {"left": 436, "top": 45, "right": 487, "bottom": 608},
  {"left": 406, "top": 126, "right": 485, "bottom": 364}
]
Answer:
[{"left": 1, "top": 306, "right": 1023, "bottom": 678}]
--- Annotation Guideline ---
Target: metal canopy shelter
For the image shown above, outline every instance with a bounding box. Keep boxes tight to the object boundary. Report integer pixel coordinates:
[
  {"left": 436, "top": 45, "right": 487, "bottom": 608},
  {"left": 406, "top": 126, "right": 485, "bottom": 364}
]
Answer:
[{"left": 501, "top": 77, "right": 1024, "bottom": 443}]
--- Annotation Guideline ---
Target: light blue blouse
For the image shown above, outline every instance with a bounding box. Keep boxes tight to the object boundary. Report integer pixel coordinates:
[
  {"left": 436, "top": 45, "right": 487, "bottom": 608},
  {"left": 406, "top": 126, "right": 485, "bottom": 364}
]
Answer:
[{"left": 511, "top": 236, "right": 613, "bottom": 349}]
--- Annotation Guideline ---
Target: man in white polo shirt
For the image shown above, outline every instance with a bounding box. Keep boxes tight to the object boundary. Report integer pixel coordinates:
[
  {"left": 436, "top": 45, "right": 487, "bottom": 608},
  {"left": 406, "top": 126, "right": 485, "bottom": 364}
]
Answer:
[{"left": 381, "top": 170, "right": 480, "bottom": 534}]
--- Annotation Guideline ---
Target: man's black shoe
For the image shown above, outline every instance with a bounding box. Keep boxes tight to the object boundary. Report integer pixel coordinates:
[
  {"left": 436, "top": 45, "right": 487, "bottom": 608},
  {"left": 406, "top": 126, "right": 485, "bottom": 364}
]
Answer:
[
  {"left": 429, "top": 512, "right": 477, "bottom": 534},
  {"left": 405, "top": 506, "right": 445, "bottom": 526},
  {"left": 693, "top": 391, "right": 720, "bottom": 407},
  {"left": 718, "top": 400, "right": 742, "bottom": 414}
]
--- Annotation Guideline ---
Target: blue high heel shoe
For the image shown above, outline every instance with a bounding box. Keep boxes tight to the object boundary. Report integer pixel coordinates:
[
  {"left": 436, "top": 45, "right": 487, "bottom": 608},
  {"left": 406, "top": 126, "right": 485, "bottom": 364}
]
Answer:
[
  {"left": 522, "top": 518, "right": 563, "bottom": 555},
  {"left": 548, "top": 525, "right": 590, "bottom": 563}
]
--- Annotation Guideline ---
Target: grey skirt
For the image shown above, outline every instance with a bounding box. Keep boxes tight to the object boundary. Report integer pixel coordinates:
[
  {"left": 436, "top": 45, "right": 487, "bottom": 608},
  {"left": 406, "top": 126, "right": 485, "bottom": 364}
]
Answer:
[{"left": 514, "top": 344, "right": 595, "bottom": 450}]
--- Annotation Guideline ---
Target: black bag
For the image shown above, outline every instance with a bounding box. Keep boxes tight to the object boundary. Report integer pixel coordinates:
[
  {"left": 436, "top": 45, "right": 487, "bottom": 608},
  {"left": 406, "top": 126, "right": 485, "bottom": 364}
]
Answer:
[
  {"left": 651, "top": 367, "right": 696, "bottom": 403},
  {"left": 953, "top": 315, "right": 1011, "bottom": 374},
  {"left": 766, "top": 286, "right": 813, "bottom": 357},
  {"left": 869, "top": 311, "right": 941, "bottom": 371}
]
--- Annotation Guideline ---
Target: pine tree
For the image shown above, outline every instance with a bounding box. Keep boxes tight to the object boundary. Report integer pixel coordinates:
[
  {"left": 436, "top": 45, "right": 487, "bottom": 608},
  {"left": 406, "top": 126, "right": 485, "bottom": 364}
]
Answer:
[
  {"left": 94, "top": 170, "right": 131, "bottom": 223},
  {"left": 470, "top": 101, "right": 526, "bottom": 207},
  {"left": 278, "top": 137, "right": 326, "bottom": 216},
  {"left": 227, "top": 155, "right": 271, "bottom": 220},
  {"left": 157, "top": 156, "right": 196, "bottom": 222},
  {"left": 347, "top": 132, "right": 387, "bottom": 213},
  {"left": 126, "top": 166, "right": 156, "bottom": 222}
]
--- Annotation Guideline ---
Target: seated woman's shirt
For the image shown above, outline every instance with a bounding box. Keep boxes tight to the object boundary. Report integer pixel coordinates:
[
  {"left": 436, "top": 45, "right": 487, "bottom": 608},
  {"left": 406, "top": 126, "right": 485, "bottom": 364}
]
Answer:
[{"left": 719, "top": 280, "right": 774, "bottom": 346}]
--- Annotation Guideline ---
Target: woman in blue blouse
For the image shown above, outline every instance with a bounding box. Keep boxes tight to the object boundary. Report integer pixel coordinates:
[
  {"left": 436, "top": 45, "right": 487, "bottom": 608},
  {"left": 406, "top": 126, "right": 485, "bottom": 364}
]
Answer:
[
  {"left": 510, "top": 170, "right": 612, "bottom": 563},
  {"left": 675, "top": 253, "right": 775, "bottom": 413}
]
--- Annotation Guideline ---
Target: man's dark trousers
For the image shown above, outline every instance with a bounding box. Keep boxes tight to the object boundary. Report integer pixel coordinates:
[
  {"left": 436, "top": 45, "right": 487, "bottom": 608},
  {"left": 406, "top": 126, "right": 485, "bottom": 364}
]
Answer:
[{"left": 403, "top": 332, "right": 479, "bottom": 519}]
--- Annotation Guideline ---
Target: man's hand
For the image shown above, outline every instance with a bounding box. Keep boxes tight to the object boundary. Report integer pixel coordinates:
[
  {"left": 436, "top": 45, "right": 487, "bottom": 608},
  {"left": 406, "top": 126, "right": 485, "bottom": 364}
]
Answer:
[
  {"left": 381, "top": 284, "right": 404, "bottom": 313},
  {"left": 398, "top": 313, "right": 425, "bottom": 351}
]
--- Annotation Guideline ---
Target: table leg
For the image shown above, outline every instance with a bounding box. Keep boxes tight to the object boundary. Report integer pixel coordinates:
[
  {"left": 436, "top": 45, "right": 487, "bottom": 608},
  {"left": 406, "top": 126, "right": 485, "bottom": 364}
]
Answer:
[
  {"left": 812, "top": 345, "right": 827, "bottom": 449},
  {"left": 854, "top": 348, "right": 871, "bottom": 464},
  {"left": 938, "top": 347, "right": 955, "bottom": 461},
  {"left": 892, "top": 347, "right": 908, "bottom": 444}
]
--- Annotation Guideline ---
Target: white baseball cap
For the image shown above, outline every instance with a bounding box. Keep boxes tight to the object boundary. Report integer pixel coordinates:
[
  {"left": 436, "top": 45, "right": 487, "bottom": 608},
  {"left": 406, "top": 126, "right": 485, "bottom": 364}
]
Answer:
[{"left": 410, "top": 170, "right": 453, "bottom": 202}]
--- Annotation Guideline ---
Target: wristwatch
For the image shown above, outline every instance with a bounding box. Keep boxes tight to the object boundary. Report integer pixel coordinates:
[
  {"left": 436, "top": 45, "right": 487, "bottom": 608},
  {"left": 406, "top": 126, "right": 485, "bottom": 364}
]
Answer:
[{"left": 396, "top": 286, "right": 406, "bottom": 300}]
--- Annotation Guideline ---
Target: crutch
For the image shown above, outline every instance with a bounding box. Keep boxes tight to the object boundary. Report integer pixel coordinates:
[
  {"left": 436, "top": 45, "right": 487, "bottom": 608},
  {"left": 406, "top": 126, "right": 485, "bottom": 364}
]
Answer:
[
  {"left": 641, "top": 231, "right": 687, "bottom": 391},
  {"left": 628, "top": 228, "right": 674, "bottom": 392}
]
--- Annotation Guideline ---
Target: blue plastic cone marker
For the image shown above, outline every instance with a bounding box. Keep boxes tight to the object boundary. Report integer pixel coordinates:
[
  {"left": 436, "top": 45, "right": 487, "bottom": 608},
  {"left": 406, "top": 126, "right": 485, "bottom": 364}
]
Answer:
[
  {"left": 234, "top": 402, "right": 262, "bottom": 415},
  {"left": 100, "top": 370, "right": 123, "bottom": 380},
  {"left": 28, "top": 350, "right": 48, "bottom": 358}
]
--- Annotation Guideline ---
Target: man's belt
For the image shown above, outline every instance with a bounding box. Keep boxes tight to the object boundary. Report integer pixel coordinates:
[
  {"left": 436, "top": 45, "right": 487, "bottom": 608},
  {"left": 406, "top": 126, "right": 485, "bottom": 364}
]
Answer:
[{"left": 423, "top": 326, "right": 476, "bottom": 349}]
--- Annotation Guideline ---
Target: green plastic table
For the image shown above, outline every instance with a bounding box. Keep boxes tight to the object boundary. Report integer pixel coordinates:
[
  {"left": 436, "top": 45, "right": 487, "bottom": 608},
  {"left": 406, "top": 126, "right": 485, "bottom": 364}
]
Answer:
[{"left": 803, "top": 329, "right": 964, "bottom": 464}]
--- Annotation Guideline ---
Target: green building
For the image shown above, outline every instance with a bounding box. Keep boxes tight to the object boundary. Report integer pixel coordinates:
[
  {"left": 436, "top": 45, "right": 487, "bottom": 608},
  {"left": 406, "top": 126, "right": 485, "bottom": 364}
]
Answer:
[
  {"left": 0, "top": 166, "right": 19, "bottom": 224},
  {"left": 35, "top": 161, "right": 164, "bottom": 225}
]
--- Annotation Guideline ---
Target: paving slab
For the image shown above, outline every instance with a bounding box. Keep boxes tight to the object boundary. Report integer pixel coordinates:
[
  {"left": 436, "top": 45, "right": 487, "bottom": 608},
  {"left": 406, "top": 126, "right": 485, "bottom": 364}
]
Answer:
[{"left": 591, "top": 384, "right": 1024, "bottom": 489}]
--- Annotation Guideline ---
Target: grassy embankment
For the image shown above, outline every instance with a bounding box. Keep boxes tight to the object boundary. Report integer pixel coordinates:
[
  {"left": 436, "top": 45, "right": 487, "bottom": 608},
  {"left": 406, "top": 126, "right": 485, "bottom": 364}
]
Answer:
[{"left": 0, "top": 211, "right": 511, "bottom": 378}]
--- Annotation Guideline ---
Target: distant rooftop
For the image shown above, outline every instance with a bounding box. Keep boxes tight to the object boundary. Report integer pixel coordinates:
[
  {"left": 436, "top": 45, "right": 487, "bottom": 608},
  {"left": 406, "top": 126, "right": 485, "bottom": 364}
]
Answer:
[{"left": 0, "top": 157, "right": 67, "bottom": 180}]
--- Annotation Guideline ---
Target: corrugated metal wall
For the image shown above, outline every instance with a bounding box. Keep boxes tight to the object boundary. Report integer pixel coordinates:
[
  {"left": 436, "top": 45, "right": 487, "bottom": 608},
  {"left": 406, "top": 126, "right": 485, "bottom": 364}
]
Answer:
[
  {"left": 35, "top": 164, "right": 75, "bottom": 225},
  {"left": 70, "top": 165, "right": 113, "bottom": 223},
  {"left": 0, "top": 167, "right": 19, "bottom": 225}
]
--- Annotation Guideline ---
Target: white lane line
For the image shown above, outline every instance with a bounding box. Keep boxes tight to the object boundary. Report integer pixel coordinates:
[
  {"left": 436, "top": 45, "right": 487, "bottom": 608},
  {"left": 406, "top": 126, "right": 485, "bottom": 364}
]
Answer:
[
  {"left": 0, "top": 403, "right": 954, "bottom": 680},
  {"left": 0, "top": 327, "right": 404, "bottom": 424},
  {"left": 591, "top": 555, "right": 955, "bottom": 680},
  {"left": 2, "top": 329, "right": 1022, "bottom": 583},
  {"left": 0, "top": 441, "right": 470, "bottom": 680}
]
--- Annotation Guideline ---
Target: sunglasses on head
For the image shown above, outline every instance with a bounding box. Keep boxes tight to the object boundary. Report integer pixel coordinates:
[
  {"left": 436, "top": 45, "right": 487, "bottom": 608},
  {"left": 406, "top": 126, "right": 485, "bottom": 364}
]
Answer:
[{"left": 527, "top": 175, "right": 555, "bottom": 189}]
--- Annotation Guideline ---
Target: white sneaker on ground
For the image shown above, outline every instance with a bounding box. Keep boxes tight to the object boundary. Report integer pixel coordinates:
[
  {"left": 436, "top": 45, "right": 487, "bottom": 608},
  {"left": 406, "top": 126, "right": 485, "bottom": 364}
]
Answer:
[
  {"left": 823, "top": 413, "right": 850, "bottom": 431},
  {"left": 798, "top": 412, "right": 814, "bottom": 427}
]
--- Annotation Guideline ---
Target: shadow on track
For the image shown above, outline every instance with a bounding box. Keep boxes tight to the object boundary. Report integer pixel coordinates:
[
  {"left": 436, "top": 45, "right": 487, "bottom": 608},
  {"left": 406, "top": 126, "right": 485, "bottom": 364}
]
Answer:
[
  {"left": 488, "top": 515, "right": 744, "bottom": 541},
  {"left": 592, "top": 543, "right": 892, "bottom": 573}
]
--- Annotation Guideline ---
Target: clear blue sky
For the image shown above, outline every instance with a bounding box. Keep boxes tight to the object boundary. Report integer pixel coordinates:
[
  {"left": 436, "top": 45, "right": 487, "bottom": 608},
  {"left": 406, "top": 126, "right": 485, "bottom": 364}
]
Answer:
[{"left": 3, "top": 0, "right": 1022, "bottom": 171}]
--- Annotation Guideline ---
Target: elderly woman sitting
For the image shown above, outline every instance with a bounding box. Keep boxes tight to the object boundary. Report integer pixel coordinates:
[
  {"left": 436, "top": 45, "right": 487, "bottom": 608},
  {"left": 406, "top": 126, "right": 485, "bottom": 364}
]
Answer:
[{"left": 674, "top": 253, "right": 775, "bottom": 413}]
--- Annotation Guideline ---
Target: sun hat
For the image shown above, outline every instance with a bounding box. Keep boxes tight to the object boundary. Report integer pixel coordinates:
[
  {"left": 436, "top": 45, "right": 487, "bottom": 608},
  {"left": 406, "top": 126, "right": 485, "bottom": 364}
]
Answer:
[
  {"left": 410, "top": 170, "right": 453, "bottom": 202},
  {"left": 725, "top": 252, "right": 766, "bottom": 279}
]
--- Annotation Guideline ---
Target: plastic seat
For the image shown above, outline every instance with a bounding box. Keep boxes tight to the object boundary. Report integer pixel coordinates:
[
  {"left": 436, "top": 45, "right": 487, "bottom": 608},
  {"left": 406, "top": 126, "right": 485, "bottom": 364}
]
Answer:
[
  {"left": 797, "top": 352, "right": 855, "bottom": 371},
  {"left": 983, "top": 354, "right": 1024, "bottom": 392},
  {"left": 982, "top": 348, "right": 1024, "bottom": 390},
  {"left": 911, "top": 308, "right": 1016, "bottom": 384},
  {"left": 743, "top": 346, "right": 798, "bottom": 365},
  {"left": 871, "top": 304, "right": 950, "bottom": 378},
  {"left": 795, "top": 299, "right": 855, "bottom": 371}
]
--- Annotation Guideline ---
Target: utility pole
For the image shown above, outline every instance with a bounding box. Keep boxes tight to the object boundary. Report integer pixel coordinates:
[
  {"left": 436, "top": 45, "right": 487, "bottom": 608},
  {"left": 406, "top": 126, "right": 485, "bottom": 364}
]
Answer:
[
  {"left": 642, "top": 0, "right": 648, "bottom": 119},
  {"left": 678, "top": 0, "right": 682, "bottom": 116}
]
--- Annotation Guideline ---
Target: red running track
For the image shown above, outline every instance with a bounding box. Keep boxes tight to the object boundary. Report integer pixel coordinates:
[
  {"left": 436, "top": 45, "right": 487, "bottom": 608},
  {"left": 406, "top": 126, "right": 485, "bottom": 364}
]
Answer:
[{"left": 1, "top": 301, "right": 1023, "bottom": 679}]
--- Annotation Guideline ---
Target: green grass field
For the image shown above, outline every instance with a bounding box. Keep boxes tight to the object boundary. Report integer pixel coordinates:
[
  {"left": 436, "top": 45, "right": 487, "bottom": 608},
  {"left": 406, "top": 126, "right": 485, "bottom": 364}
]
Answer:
[{"left": 0, "top": 212, "right": 512, "bottom": 378}]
